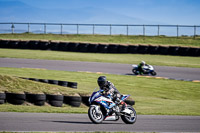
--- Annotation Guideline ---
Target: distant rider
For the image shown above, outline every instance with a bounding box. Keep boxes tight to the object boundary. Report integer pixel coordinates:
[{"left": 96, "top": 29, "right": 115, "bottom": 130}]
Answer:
[{"left": 138, "top": 61, "right": 149, "bottom": 75}]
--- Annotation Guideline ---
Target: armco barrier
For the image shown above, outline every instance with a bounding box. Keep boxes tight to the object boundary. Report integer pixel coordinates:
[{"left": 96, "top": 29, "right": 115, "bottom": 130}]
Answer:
[{"left": 0, "top": 39, "right": 199, "bottom": 56}]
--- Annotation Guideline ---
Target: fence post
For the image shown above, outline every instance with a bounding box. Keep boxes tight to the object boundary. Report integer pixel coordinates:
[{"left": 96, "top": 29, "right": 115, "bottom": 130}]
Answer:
[
  {"left": 44, "top": 23, "right": 46, "bottom": 34},
  {"left": 127, "top": 25, "right": 129, "bottom": 36},
  {"left": 177, "top": 25, "right": 179, "bottom": 38},
  {"left": 28, "top": 23, "right": 30, "bottom": 33},
  {"left": 93, "top": 24, "right": 95, "bottom": 35},
  {"left": 77, "top": 24, "right": 79, "bottom": 34},
  {"left": 11, "top": 23, "right": 15, "bottom": 34},
  {"left": 194, "top": 25, "right": 196, "bottom": 39},
  {"left": 158, "top": 25, "right": 160, "bottom": 36},
  {"left": 60, "top": 24, "right": 63, "bottom": 34},
  {"left": 110, "top": 24, "right": 112, "bottom": 35},
  {"left": 143, "top": 25, "right": 145, "bottom": 36}
]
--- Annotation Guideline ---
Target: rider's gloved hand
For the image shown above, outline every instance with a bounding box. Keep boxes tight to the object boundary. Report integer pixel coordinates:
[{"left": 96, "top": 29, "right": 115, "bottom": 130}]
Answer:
[{"left": 115, "top": 98, "right": 121, "bottom": 105}]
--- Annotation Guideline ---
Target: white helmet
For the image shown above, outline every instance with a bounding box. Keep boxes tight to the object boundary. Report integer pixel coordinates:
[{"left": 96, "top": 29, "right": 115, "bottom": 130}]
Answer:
[{"left": 141, "top": 61, "right": 145, "bottom": 65}]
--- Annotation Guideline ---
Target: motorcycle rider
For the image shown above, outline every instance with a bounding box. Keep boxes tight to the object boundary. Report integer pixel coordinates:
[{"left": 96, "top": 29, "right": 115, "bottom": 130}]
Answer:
[
  {"left": 97, "top": 76, "right": 123, "bottom": 114},
  {"left": 138, "top": 61, "right": 149, "bottom": 75}
]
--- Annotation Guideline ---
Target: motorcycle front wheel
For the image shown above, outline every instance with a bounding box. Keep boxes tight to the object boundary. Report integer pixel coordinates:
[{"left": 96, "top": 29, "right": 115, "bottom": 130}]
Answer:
[
  {"left": 88, "top": 105, "right": 104, "bottom": 124},
  {"left": 151, "top": 71, "right": 157, "bottom": 76},
  {"left": 121, "top": 105, "right": 137, "bottom": 124}
]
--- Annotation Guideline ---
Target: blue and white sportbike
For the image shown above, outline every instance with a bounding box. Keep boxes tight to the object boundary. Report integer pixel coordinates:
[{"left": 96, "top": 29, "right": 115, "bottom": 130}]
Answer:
[
  {"left": 88, "top": 88, "right": 137, "bottom": 124},
  {"left": 132, "top": 64, "right": 157, "bottom": 76}
]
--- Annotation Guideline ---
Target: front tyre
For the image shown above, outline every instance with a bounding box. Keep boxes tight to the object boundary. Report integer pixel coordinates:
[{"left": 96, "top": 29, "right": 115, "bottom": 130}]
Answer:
[
  {"left": 88, "top": 105, "right": 104, "bottom": 124},
  {"left": 151, "top": 71, "right": 157, "bottom": 76},
  {"left": 121, "top": 105, "right": 137, "bottom": 124}
]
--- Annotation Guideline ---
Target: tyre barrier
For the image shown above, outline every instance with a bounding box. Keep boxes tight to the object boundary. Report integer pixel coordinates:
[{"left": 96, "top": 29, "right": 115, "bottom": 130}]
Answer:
[
  {"left": 0, "top": 40, "right": 9, "bottom": 48},
  {"left": 6, "top": 93, "right": 26, "bottom": 105},
  {"left": 26, "top": 93, "right": 46, "bottom": 106},
  {"left": 67, "top": 42, "right": 79, "bottom": 52},
  {"left": 46, "top": 94, "right": 63, "bottom": 107},
  {"left": 97, "top": 44, "right": 108, "bottom": 53},
  {"left": 77, "top": 43, "right": 89, "bottom": 52},
  {"left": 0, "top": 93, "right": 6, "bottom": 104},
  {"left": 18, "top": 41, "right": 29, "bottom": 49},
  {"left": 38, "top": 41, "right": 49, "bottom": 50},
  {"left": 48, "top": 42, "right": 59, "bottom": 51},
  {"left": 20, "top": 77, "right": 78, "bottom": 89},
  {"left": 1, "top": 91, "right": 136, "bottom": 108},
  {"left": 137, "top": 45, "right": 149, "bottom": 54},
  {"left": 146, "top": 45, "right": 159, "bottom": 54},
  {"left": 0, "top": 39, "right": 199, "bottom": 56},
  {"left": 64, "top": 95, "right": 82, "bottom": 107},
  {"left": 118, "top": 45, "right": 128, "bottom": 53},
  {"left": 157, "top": 46, "right": 169, "bottom": 55},
  {"left": 87, "top": 44, "right": 99, "bottom": 53},
  {"left": 57, "top": 42, "right": 68, "bottom": 51},
  {"left": 168, "top": 46, "right": 179, "bottom": 55},
  {"left": 107, "top": 44, "right": 119, "bottom": 53},
  {"left": 28, "top": 41, "right": 39, "bottom": 49},
  {"left": 177, "top": 47, "right": 190, "bottom": 56},
  {"left": 81, "top": 96, "right": 90, "bottom": 106},
  {"left": 127, "top": 45, "right": 138, "bottom": 53}
]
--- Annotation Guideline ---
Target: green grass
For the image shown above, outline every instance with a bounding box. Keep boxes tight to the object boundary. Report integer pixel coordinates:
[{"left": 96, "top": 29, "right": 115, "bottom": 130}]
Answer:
[
  {"left": 0, "top": 67, "right": 199, "bottom": 115},
  {"left": 1, "top": 49, "right": 200, "bottom": 68},
  {"left": 0, "top": 33, "right": 200, "bottom": 47}
]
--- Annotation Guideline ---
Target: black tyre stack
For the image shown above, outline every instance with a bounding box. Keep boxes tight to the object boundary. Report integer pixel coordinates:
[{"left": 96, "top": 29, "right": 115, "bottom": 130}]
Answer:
[
  {"left": 0, "top": 40, "right": 10, "bottom": 48},
  {"left": 64, "top": 95, "right": 82, "bottom": 107},
  {"left": 97, "top": 44, "right": 108, "bottom": 53},
  {"left": 81, "top": 95, "right": 90, "bottom": 106},
  {"left": 0, "top": 92, "right": 6, "bottom": 104},
  {"left": 118, "top": 45, "right": 128, "bottom": 53},
  {"left": 137, "top": 45, "right": 149, "bottom": 54},
  {"left": 127, "top": 45, "right": 138, "bottom": 54},
  {"left": 6, "top": 93, "right": 26, "bottom": 105},
  {"left": 87, "top": 44, "right": 99, "bottom": 53},
  {"left": 46, "top": 94, "right": 64, "bottom": 107},
  {"left": 26, "top": 93, "right": 46, "bottom": 106}
]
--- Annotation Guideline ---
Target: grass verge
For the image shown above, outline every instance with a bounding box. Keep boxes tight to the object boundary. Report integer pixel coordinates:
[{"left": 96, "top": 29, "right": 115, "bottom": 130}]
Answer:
[
  {"left": 0, "top": 33, "right": 200, "bottom": 47},
  {"left": 0, "top": 67, "right": 199, "bottom": 115},
  {"left": 0, "top": 49, "right": 200, "bottom": 68}
]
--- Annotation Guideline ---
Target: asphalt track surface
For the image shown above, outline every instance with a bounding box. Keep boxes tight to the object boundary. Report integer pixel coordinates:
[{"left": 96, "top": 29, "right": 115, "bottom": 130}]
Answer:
[
  {"left": 0, "top": 112, "right": 200, "bottom": 132},
  {"left": 0, "top": 58, "right": 200, "bottom": 81}
]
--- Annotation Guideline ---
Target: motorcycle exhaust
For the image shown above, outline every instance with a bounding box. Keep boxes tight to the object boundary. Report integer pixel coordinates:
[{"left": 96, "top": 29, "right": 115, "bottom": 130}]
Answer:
[{"left": 104, "top": 115, "right": 117, "bottom": 121}]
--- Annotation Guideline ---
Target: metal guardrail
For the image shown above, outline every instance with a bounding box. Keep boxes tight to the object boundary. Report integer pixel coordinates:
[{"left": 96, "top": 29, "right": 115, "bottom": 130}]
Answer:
[{"left": 0, "top": 22, "right": 199, "bottom": 38}]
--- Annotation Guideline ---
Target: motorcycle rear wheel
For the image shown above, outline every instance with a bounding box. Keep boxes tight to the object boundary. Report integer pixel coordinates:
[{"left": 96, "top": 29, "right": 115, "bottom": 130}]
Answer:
[
  {"left": 121, "top": 105, "right": 137, "bottom": 124},
  {"left": 132, "top": 69, "right": 138, "bottom": 75},
  {"left": 88, "top": 105, "right": 104, "bottom": 124}
]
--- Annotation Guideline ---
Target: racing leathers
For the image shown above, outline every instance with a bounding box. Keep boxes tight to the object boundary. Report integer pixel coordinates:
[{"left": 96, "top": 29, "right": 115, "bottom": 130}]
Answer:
[
  {"left": 100, "top": 81, "right": 121, "bottom": 104},
  {"left": 138, "top": 63, "right": 149, "bottom": 75}
]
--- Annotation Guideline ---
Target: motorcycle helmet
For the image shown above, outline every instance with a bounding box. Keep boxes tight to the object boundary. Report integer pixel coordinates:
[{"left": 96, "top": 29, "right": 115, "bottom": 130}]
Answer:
[
  {"left": 140, "top": 61, "right": 146, "bottom": 66},
  {"left": 97, "top": 76, "right": 107, "bottom": 88}
]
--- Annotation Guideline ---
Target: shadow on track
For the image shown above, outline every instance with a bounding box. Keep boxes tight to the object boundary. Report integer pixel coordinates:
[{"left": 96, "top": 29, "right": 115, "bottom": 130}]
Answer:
[{"left": 45, "top": 120, "right": 123, "bottom": 124}]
